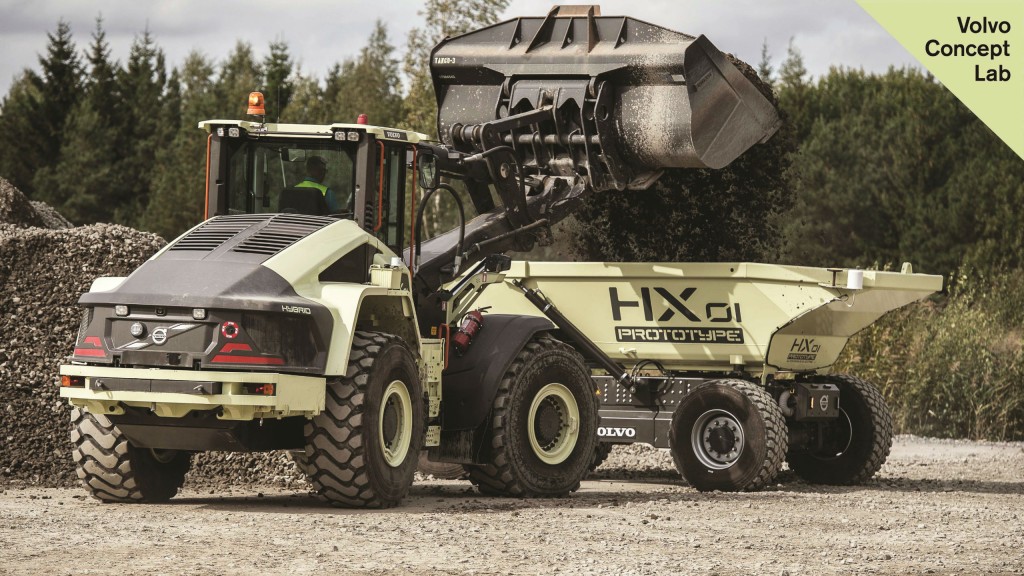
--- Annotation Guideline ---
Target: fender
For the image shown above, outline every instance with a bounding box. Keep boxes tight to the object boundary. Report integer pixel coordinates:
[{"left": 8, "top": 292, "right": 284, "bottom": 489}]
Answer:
[{"left": 441, "top": 314, "right": 554, "bottom": 431}]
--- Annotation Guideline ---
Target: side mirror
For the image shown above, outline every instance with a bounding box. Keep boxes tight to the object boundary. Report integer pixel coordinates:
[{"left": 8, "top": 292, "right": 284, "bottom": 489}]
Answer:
[{"left": 418, "top": 152, "right": 439, "bottom": 190}]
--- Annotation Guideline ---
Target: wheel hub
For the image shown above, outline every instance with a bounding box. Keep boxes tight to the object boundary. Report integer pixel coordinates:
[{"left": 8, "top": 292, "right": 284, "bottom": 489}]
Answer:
[
  {"left": 382, "top": 398, "right": 400, "bottom": 446},
  {"left": 534, "top": 398, "right": 563, "bottom": 448},
  {"left": 706, "top": 423, "right": 738, "bottom": 455},
  {"left": 378, "top": 380, "right": 413, "bottom": 468},
  {"left": 527, "top": 383, "right": 581, "bottom": 465},
  {"left": 691, "top": 410, "right": 745, "bottom": 470}
]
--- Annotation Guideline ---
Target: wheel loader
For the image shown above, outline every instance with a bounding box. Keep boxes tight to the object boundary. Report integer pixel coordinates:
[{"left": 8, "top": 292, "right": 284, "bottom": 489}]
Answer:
[{"left": 58, "top": 5, "right": 941, "bottom": 506}]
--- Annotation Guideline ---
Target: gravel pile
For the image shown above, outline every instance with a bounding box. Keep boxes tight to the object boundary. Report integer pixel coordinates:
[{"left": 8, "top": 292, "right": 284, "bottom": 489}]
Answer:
[
  {"left": 593, "top": 444, "right": 677, "bottom": 479},
  {"left": 0, "top": 179, "right": 310, "bottom": 489},
  {"left": 0, "top": 179, "right": 166, "bottom": 486}
]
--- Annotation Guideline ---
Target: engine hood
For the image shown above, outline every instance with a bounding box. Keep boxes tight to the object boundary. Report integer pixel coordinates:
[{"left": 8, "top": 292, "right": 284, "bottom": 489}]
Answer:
[{"left": 81, "top": 214, "right": 336, "bottom": 312}]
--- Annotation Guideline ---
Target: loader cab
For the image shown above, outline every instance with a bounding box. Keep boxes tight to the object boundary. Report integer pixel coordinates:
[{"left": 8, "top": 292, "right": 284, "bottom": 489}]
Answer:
[{"left": 200, "top": 115, "right": 429, "bottom": 255}]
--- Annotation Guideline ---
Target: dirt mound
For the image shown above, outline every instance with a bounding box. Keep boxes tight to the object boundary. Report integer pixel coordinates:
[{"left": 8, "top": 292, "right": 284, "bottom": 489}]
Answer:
[
  {"left": 0, "top": 178, "right": 47, "bottom": 228},
  {"left": 0, "top": 222, "right": 166, "bottom": 485},
  {"left": 0, "top": 181, "right": 306, "bottom": 488},
  {"left": 29, "top": 201, "right": 73, "bottom": 229}
]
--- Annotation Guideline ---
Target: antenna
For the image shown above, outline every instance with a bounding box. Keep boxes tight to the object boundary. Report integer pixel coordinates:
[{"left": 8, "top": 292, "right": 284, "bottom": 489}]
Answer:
[{"left": 276, "top": 85, "right": 281, "bottom": 123}]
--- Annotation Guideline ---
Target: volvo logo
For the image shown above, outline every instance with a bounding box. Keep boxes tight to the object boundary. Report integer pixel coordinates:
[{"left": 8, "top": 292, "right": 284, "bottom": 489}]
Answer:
[
  {"left": 597, "top": 426, "right": 636, "bottom": 438},
  {"left": 819, "top": 395, "right": 830, "bottom": 411},
  {"left": 152, "top": 327, "right": 168, "bottom": 345}
]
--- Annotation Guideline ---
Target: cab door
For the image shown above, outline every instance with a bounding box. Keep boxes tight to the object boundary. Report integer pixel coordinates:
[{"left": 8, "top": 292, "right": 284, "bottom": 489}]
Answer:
[{"left": 371, "top": 141, "right": 410, "bottom": 255}]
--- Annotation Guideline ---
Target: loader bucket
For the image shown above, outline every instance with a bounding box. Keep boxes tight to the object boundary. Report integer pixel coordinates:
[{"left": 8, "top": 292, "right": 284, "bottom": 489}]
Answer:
[{"left": 431, "top": 5, "right": 782, "bottom": 190}]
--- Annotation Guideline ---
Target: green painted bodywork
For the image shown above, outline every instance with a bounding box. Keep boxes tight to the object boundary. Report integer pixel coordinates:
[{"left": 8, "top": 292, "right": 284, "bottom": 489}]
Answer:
[{"left": 470, "top": 261, "right": 943, "bottom": 376}]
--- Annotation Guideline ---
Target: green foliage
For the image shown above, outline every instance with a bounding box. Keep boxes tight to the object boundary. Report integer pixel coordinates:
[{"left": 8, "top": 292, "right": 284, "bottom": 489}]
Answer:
[
  {"left": 262, "top": 40, "right": 294, "bottom": 122},
  {"left": 35, "top": 20, "right": 84, "bottom": 165},
  {"left": 331, "top": 21, "right": 403, "bottom": 127},
  {"left": 0, "top": 72, "right": 45, "bottom": 194},
  {"left": 32, "top": 18, "right": 126, "bottom": 224},
  {"left": 779, "top": 68, "right": 1024, "bottom": 276},
  {"left": 0, "top": 20, "right": 83, "bottom": 199},
  {"left": 140, "top": 52, "right": 218, "bottom": 239},
  {"left": 836, "top": 269, "right": 1024, "bottom": 440},
  {"left": 214, "top": 41, "right": 261, "bottom": 118},
  {"left": 571, "top": 89, "right": 796, "bottom": 263},
  {"left": 283, "top": 73, "right": 331, "bottom": 124},
  {"left": 776, "top": 38, "right": 811, "bottom": 141},
  {"left": 111, "top": 30, "right": 170, "bottom": 228},
  {"left": 757, "top": 38, "right": 775, "bottom": 89},
  {"left": 402, "top": 0, "right": 510, "bottom": 135}
]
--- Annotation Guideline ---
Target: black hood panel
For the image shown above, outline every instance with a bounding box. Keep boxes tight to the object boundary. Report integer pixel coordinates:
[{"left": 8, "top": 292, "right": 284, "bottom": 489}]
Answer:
[{"left": 81, "top": 214, "right": 335, "bottom": 312}]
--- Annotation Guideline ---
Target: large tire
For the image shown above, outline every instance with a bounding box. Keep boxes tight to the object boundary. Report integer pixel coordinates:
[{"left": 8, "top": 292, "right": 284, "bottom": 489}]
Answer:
[
  {"left": 468, "top": 336, "right": 599, "bottom": 497},
  {"left": 670, "top": 379, "right": 787, "bottom": 492},
  {"left": 787, "top": 374, "right": 893, "bottom": 485},
  {"left": 71, "top": 407, "right": 191, "bottom": 503},
  {"left": 303, "top": 331, "right": 424, "bottom": 508},
  {"left": 589, "top": 443, "right": 614, "bottom": 473},
  {"left": 289, "top": 450, "right": 312, "bottom": 477},
  {"left": 417, "top": 452, "right": 467, "bottom": 480}
]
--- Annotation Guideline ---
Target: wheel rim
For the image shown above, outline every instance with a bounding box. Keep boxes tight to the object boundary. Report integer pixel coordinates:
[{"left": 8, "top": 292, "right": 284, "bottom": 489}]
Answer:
[
  {"left": 379, "top": 379, "right": 413, "bottom": 468},
  {"left": 691, "top": 409, "right": 745, "bottom": 470},
  {"left": 528, "top": 383, "right": 580, "bottom": 465}
]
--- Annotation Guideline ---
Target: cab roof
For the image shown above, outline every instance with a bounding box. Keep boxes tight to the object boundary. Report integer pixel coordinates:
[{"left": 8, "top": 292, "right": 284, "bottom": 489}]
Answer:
[{"left": 198, "top": 119, "right": 431, "bottom": 144}]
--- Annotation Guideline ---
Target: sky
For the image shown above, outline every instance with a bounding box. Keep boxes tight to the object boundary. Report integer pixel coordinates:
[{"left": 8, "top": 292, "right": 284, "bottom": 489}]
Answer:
[{"left": 0, "top": 0, "right": 919, "bottom": 98}]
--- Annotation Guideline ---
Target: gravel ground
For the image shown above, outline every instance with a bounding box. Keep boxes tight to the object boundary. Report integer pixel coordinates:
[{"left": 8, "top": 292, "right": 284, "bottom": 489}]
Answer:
[{"left": 1, "top": 436, "right": 1021, "bottom": 576}]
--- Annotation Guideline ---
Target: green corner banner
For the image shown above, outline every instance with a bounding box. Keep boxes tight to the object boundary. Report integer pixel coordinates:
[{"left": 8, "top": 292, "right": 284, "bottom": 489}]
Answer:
[{"left": 857, "top": 0, "right": 1024, "bottom": 160}]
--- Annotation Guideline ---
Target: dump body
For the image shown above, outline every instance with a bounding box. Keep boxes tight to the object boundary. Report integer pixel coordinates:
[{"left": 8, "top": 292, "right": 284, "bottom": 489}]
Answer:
[{"left": 470, "top": 261, "right": 942, "bottom": 374}]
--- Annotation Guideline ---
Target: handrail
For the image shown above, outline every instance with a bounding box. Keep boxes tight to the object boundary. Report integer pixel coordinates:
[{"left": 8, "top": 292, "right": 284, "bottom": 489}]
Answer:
[{"left": 374, "top": 141, "right": 385, "bottom": 232}]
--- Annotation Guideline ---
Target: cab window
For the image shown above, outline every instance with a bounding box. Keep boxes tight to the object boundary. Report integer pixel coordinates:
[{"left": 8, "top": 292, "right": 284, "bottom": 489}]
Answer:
[{"left": 224, "top": 139, "right": 355, "bottom": 217}]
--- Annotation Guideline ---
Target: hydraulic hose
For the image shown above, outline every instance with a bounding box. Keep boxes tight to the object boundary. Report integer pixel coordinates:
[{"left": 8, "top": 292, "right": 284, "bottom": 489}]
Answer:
[{"left": 414, "top": 183, "right": 465, "bottom": 278}]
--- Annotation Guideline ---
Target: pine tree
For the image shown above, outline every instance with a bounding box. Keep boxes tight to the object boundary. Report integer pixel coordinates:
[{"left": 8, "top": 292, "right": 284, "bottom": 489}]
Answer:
[
  {"left": 282, "top": 73, "right": 327, "bottom": 124},
  {"left": 18, "top": 20, "right": 84, "bottom": 199},
  {"left": 331, "top": 21, "right": 403, "bottom": 127},
  {"left": 83, "top": 16, "right": 119, "bottom": 119},
  {"left": 35, "top": 20, "right": 84, "bottom": 164},
  {"left": 779, "top": 67, "right": 1024, "bottom": 275},
  {"left": 262, "top": 39, "right": 294, "bottom": 122},
  {"left": 777, "top": 38, "right": 813, "bottom": 141},
  {"left": 141, "top": 52, "right": 218, "bottom": 239},
  {"left": 215, "top": 41, "right": 262, "bottom": 117},
  {"left": 34, "top": 17, "right": 126, "bottom": 223},
  {"left": 402, "top": 0, "right": 510, "bottom": 135},
  {"left": 113, "top": 29, "right": 169, "bottom": 226},
  {"left": 0, "top": 72, "right": 44, "bottom": 193},
  {"left": 758, "top": 38, "right": 775, "bottom": 89}
]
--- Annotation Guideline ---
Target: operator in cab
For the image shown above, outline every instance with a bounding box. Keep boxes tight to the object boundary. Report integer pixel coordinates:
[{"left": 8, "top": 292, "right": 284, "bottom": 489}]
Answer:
[{"left": 295, "top": 155, "right": 341, "bottom": 213}]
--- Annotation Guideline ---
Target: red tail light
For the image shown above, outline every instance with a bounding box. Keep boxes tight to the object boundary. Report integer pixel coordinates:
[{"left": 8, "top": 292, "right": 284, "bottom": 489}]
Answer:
[{"left": 74, "top": 335, "right": 106, "bottom": 359}]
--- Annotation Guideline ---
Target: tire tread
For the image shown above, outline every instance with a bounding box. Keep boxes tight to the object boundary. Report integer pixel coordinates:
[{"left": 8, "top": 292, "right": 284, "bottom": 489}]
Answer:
[{"left": 303, "top": 331, "right": 420, "bottom": 508}]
